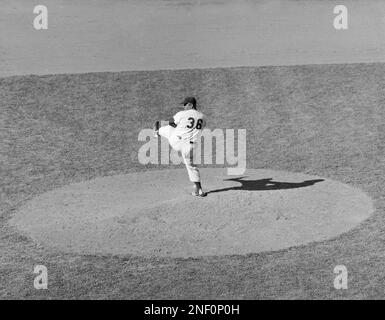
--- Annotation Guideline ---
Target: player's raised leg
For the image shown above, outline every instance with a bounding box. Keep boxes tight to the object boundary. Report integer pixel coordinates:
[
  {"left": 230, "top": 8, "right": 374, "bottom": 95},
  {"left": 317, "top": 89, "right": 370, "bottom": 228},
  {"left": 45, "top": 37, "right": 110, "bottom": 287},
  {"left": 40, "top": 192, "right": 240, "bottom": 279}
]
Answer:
[{"left": 154, "top": 121, "right": 175, "bottom": 141}]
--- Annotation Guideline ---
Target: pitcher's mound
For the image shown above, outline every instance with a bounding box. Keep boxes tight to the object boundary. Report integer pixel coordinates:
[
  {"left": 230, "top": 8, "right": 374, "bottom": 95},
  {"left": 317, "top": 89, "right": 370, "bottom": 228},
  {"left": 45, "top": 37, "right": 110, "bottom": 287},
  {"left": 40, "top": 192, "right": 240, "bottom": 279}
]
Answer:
[{"left": 10, "top": 169, "right": 373, "bottom": 258}]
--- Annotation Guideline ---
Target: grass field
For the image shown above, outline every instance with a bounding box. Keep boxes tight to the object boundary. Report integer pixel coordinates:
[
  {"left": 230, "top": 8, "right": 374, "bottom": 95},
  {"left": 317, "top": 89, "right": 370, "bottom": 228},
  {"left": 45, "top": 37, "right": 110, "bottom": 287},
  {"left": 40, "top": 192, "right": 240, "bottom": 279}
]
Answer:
[{"left": 1, "top": 63, "right": 384, "bottom": 299}]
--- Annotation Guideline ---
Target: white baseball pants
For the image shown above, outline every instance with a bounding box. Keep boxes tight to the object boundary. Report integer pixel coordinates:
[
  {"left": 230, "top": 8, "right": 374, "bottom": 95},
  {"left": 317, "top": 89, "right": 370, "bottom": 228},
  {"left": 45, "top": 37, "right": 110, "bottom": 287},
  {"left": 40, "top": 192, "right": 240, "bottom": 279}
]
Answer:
[{"left": 158, "top": 125, "right": 201, "bottom": 182}]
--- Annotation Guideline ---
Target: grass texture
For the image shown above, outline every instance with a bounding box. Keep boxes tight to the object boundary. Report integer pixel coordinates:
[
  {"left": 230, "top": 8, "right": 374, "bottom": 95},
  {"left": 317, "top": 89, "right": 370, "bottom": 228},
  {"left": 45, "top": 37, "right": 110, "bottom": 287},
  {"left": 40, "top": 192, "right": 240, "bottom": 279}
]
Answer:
[{"left": 1, "top": 63, "right": 384, "bottom": 299}]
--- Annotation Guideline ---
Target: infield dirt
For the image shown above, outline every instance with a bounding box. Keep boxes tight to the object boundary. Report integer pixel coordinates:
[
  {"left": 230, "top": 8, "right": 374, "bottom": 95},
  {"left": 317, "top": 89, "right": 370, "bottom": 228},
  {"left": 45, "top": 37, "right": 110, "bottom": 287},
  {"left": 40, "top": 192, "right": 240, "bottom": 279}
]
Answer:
[
  {"left": 2, "top": 0, "right": 385, "bottom": 77},
  {"left": 10, "top": 169, "right": 373, "bottom": 257}
]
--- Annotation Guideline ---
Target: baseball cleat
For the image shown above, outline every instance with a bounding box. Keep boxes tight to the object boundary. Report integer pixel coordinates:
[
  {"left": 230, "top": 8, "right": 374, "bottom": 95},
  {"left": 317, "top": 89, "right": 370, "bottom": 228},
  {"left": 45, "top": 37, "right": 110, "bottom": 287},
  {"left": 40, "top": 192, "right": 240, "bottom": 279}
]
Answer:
[
  {"left": 153, "top": 120, "right": 160, "bottom": 137},
  {"left": 191, "top": 190, "right": 207, "bottom": 197}
]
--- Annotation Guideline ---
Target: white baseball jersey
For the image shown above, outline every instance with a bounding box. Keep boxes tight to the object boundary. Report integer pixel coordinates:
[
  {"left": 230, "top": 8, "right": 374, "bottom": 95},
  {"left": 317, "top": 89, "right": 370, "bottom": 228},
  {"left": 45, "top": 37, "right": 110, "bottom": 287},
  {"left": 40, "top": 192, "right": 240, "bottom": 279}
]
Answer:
[{"left": 172, "top": 109, "right": 206, "bottom": 142}]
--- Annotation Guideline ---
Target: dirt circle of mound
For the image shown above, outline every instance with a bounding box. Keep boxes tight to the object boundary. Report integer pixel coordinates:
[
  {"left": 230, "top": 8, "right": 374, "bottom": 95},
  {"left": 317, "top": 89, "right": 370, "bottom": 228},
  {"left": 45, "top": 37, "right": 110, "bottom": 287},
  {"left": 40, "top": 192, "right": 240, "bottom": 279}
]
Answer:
[{"left": 10, "top": 169, "right": 373, "bottom": 258}]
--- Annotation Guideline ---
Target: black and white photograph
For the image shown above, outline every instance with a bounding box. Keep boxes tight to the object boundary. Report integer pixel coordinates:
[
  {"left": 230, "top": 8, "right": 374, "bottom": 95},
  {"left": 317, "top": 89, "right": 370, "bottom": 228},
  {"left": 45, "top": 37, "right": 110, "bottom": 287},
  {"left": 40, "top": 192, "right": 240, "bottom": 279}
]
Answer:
[{"left": 1, "top": 0, "right": 384, "bottom": 306}]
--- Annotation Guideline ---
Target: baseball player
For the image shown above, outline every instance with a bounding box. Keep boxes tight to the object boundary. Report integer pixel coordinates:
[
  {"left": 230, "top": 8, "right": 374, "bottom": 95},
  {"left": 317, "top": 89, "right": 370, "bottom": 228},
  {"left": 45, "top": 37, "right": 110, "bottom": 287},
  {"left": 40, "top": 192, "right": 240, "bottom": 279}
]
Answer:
[{"left": 154, "top": 96, "right": 207, "bottom": 197}]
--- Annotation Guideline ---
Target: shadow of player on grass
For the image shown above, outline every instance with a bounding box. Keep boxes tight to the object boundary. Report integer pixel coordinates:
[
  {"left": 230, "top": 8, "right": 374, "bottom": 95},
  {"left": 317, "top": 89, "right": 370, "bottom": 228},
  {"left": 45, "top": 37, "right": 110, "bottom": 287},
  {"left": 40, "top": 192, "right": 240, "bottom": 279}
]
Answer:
[{"left": 208, "top": 177, "right": 324, "bottom": 194}]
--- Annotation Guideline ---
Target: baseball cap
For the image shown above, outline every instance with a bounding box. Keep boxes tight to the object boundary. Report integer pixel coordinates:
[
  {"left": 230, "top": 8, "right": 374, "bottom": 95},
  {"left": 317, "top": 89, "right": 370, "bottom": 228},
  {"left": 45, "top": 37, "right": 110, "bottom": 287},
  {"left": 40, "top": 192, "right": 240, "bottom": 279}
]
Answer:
[{"left": 181, "top": 96, "right": 197, "bottom": 107}]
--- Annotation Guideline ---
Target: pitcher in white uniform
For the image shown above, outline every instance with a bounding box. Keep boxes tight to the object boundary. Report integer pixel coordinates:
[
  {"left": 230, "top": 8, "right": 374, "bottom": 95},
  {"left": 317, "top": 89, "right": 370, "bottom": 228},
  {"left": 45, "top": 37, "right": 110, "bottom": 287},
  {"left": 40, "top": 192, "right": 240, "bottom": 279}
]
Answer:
[{"left": 154, "top": 96, "right": 207, "bottom": 197}]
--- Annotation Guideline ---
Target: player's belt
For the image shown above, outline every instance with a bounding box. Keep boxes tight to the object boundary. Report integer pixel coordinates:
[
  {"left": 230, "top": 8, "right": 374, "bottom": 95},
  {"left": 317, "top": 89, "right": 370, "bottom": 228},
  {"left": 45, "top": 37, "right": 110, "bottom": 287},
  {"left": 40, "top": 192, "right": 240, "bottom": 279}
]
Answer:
[{"left": 177, "top": 135, "right": 194, "bottom": 144}]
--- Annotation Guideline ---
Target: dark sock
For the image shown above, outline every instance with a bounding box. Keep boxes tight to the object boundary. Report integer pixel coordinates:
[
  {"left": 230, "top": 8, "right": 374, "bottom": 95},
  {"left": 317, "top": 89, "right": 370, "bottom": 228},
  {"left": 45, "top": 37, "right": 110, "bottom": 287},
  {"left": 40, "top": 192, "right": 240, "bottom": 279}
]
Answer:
[{"left": 194, "top": 182, "right": 202, "bottom": 191}]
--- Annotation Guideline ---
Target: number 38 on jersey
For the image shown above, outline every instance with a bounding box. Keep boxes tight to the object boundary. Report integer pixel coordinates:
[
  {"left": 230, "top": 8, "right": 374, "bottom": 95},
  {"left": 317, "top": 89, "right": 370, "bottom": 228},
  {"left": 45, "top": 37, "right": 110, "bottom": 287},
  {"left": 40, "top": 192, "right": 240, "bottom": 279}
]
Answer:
[
  {"left": 186, "top": 117, "right": 203, "bottom": 129},
  {"left": 173, "top": 109, "right": 206, "bottom": 142}
]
